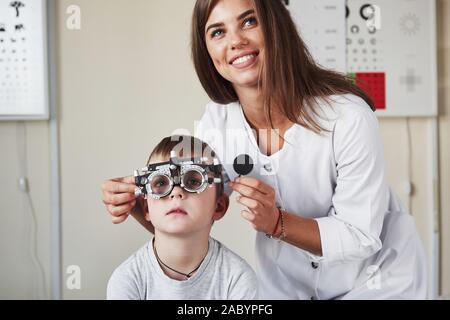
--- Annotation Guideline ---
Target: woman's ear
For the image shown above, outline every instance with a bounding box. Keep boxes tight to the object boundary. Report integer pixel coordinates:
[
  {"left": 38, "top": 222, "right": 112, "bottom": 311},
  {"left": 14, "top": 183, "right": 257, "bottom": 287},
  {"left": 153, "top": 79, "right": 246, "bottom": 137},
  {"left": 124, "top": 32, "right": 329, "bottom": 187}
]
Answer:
[{"left": 212, "top": 194, "right": 229, "bottom": 221}]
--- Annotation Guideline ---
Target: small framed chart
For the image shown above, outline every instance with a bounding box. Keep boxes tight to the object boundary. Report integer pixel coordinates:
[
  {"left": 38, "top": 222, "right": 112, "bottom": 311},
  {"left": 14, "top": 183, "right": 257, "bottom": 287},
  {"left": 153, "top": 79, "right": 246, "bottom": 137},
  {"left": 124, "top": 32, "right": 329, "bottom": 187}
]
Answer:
[{"left": 0, "top": 0, "right": 49, "bottom": 121}]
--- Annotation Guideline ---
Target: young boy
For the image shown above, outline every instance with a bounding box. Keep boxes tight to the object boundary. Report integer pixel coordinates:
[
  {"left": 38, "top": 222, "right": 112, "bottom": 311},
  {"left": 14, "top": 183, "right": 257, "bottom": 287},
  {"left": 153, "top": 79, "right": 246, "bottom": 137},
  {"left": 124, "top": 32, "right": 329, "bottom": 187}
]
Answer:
[{"left": 107, "top": 135, "right": 258, "bottom": 300}]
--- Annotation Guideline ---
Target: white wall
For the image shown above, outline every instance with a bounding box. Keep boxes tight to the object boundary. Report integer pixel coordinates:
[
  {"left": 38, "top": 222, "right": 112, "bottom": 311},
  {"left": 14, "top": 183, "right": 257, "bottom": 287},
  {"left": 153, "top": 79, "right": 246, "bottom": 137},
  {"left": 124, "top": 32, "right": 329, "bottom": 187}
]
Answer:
[
  {"left": 0, "top": 0, "right": 449, "bottom": 299},
  {"left": 437, "top": 0, "right": 450, "bottom": 297},
  {"left": 0, "top": 122, "right": 51, "bottom": 299}
]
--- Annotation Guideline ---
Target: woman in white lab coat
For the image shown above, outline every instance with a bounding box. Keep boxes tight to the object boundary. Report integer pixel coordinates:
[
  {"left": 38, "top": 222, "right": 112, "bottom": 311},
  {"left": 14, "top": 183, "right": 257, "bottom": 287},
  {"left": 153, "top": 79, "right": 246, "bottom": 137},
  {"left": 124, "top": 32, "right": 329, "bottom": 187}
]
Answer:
[{"left": 101, "top": 0, "right": 427, "bottom": 299}]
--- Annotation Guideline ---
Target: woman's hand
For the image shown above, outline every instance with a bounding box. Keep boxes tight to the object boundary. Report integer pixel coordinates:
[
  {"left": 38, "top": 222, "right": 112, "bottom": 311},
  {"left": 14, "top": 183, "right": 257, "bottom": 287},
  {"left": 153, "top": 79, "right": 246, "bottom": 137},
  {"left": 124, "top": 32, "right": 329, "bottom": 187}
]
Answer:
[
  {"left": 101, "top": 176, "right": 138, "bottom": 224},
  {"left": 229, "top": 177, "right": 279, "bottom": 234}
]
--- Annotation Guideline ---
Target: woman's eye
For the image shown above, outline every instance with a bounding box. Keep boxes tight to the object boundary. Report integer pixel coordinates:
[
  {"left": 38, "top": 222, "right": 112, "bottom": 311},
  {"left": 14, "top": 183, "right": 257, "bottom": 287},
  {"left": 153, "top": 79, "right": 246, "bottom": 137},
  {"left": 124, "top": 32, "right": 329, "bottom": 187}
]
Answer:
[
  {"left": 243, "top": 17, "right": 257, "bottom": 27},
  {"left": 211, "top": 29, "right": 223, "bottom": 38}
]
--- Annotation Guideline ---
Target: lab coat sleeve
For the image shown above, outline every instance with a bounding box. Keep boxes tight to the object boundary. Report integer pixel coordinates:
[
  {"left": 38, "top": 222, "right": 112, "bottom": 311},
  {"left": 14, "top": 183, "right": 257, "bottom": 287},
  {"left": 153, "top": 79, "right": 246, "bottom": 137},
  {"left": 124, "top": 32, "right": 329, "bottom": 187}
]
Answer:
[{"left": 311, "top": 105, "right": 388, "bottom": 265}]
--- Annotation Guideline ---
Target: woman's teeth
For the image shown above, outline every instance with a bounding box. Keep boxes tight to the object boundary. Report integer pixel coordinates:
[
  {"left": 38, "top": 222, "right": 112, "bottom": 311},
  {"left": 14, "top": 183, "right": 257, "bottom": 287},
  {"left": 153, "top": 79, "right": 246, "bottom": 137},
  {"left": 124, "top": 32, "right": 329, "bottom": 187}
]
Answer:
[{"left": 232, "top": 54, "right": 255, "bottom": 65}]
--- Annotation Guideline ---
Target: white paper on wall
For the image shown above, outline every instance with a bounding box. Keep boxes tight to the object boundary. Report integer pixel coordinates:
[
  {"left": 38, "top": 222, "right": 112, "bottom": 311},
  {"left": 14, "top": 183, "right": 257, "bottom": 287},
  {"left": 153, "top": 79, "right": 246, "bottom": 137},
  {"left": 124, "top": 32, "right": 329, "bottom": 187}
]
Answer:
[{"left": 0, "top": 0, "right": 48, "bottom": 120}]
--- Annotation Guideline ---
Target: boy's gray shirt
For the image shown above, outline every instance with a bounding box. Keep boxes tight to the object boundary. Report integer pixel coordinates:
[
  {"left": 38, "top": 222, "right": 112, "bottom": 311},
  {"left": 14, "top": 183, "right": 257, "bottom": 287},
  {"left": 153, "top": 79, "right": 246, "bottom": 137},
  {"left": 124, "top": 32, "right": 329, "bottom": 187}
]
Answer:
[{"left": 107, "top": 237, "right": 258, "bottom": 300}]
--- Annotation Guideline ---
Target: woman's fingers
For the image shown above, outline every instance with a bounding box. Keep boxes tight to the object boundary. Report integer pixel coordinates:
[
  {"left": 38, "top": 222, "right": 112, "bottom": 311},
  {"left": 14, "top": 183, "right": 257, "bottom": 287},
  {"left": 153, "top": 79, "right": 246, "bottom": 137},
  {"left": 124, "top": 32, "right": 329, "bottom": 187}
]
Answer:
[
  {"left": 232, "top": 178, "right": 279, "bottom": 234},
  {"left": 241, "top": 210, "right": 256, "bottom": 225},
  {"left": 237, "top": 196, "right": 262, "bottom": 211},
  {"left": 102, "top": 176, "right": 136, "bottom": 194},
  {"left": 230, "top": 182, "right": 273, "bottom": 207},
  {"left": 234, "top": 176, "right": 273, "bottom": 195},
  {"left": 101, "top": 176, "right": 138, "bottom": 224},
  {"left": 114, "top": 175, "right": 136, "bottom": 184},
  {"left": 239, "top": 197, "right": 278, "bottom": 234},
  {"left": 103, "top": 192, "right": 135, "bottom": 206},
  {"left": 108, "top": 200, "right": 136, "bottom": 217},
  {"left": 230, "top": 182, "right": 264, "bottom": 200},
  {"left": 112, "top": 213, "right": 130, "bottom": 225}
]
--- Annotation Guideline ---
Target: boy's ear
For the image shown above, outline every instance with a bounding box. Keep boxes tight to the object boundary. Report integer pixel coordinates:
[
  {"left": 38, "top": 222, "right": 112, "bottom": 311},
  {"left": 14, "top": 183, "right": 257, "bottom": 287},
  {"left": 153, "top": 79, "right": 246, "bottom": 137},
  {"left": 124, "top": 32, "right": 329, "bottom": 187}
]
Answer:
[
  {"left": 212, "top": 194, "right": 229, "bottom": 221},
  {"left": 142, "top": 198, "right": 151, "bottom": 222}
]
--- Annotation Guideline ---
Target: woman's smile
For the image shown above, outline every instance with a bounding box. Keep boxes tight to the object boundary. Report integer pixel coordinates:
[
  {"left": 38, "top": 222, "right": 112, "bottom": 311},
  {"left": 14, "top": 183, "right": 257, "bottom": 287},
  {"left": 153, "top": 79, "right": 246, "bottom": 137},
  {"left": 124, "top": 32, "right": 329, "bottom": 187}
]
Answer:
[{"left": 230, "top": 51, "right": 259, "bottom": 69}]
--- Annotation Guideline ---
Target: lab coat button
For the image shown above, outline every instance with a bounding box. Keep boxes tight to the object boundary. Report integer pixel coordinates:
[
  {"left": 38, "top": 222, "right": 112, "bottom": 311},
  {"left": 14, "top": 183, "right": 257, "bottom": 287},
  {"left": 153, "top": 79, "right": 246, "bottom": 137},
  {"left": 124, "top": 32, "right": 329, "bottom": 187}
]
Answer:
[
  {"left": 263, "top": 164, "right": 272, "bottom": 172},
  {"left": 311, "top": 262, "right": 319, "bottom": 269}
]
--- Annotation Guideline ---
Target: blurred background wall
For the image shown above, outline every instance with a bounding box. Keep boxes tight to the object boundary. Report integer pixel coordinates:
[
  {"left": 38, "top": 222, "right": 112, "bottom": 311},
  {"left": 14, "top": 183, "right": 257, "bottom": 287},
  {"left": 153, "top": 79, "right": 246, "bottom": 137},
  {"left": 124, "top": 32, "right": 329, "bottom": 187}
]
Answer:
[{"left": 0, "top": 0, "right": 449, "bottom": 299}]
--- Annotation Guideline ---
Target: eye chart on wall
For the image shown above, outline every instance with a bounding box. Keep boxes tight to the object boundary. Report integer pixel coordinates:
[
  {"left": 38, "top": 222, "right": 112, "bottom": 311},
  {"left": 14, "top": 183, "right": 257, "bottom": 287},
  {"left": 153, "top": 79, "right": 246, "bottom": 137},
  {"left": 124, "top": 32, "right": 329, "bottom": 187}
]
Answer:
[
  {"left": 285, "top": 0, "right": 347, "bottom": 73},
  {"left": 0, "top": 0, "right": 49, "bottom": 120},
  {"left": 346, "top": 0, "right": 437, "bottom": 116},
  {"left": 285, "top": 0, "right": 437, "bottom": 117}
]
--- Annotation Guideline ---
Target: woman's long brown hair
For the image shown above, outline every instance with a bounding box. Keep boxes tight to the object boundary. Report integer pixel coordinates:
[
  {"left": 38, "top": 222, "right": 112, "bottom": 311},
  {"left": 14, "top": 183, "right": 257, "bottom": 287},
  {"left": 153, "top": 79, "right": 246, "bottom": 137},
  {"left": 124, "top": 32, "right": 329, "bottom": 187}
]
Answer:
[{"left": 191, "top": 0, "right": 375, "bottom": 133}]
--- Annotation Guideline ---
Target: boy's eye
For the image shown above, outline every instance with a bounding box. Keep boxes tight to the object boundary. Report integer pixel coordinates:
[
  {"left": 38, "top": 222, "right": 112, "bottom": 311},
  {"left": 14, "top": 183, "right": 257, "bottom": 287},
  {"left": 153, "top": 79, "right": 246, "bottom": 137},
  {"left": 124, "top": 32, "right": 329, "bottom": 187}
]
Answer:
[
  {"left": 183, "top": 171, "right": 203, "bottom": 190},
  {"left": 153, "top": 177, "right": 167, "bottom": 186},
  {"left": 187, "top": 178, "right": 202, "bottom": 187},
  {"left": 152, "top": 176, "right": 169, "bottom": 190}
]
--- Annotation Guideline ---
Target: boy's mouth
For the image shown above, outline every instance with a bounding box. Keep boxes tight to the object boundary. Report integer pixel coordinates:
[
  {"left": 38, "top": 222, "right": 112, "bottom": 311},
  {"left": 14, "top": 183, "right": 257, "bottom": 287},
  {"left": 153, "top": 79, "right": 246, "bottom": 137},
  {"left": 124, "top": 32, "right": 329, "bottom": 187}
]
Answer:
[{"left": 166, "top": 207, "right": 188, "bottom": 215}]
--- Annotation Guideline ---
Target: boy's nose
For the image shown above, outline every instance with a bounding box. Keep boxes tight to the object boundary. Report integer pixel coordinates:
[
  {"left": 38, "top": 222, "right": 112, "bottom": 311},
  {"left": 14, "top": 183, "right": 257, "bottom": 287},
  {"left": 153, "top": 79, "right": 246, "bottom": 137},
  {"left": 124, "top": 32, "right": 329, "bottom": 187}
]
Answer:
[{"left": 170, "top": 186, "right": 185, "bottom": 199}]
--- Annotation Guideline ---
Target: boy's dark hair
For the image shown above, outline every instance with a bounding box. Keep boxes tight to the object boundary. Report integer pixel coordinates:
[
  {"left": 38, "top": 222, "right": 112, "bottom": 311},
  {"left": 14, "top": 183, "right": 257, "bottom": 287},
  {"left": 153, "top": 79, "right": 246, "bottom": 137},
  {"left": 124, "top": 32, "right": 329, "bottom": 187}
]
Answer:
[{"left": 148, "top": 135, "right": 225, "bottom": 197}]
